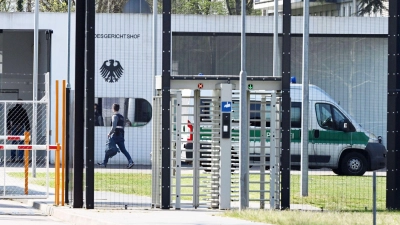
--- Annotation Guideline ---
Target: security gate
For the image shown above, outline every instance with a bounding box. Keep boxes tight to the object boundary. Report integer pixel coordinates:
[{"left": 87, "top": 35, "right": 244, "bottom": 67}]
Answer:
[
  {"left": 0, "top": 73, "right": 51, "bottom": 199},
  {"left": 152, "top": 75, "right": 282, "bottom": 209}
]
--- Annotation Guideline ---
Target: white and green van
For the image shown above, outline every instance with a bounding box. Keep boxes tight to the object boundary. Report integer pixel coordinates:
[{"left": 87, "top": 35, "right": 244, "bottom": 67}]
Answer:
[
  {"left": 243, "top": 84, "right": 386, "bottom": 176},
  {"left": 183, "top": 84, "right": 387, "bottom": 176}
]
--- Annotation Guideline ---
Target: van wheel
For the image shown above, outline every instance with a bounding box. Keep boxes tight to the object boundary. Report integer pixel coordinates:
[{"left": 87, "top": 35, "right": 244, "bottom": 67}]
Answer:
[{"left": 340, "top": 152, "right": 367, "bottom": 176}]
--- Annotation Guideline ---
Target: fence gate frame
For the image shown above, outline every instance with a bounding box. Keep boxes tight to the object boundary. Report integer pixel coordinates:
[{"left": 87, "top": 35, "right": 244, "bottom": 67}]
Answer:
[
  {"left": 152, "top": 75, "right": 283, "bottom": 209},
  {"left": 0, "top": 72, "right": 52, "bottom": 199}
]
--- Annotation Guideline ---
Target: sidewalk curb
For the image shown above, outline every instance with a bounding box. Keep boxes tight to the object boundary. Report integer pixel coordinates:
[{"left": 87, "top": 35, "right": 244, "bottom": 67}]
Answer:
[{"left": 22, "top": 199, "right": 113, "bottom": 225}]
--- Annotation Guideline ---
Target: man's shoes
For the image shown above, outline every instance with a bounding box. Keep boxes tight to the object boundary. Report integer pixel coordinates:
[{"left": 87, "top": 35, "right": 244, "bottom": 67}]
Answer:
[
  {"left": 127, "top": 162, "right": 134, "bottom": 168},
  {"left": 97, "top": 162, "right": 106, "bottom": 168}
]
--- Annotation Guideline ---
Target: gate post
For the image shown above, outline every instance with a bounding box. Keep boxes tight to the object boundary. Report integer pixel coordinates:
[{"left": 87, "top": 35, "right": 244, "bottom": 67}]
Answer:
[
  {"left": 387, "top": 0, "right": 400, "bottom": 210},
  {"left": 218, "top": 83, "right": 232, "bottom": 210}
]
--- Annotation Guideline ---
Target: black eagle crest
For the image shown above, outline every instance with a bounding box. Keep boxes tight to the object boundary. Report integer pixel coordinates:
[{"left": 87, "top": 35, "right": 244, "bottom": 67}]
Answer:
[{"left": 100, "top": 59, "right": 124, "bottom": 83}]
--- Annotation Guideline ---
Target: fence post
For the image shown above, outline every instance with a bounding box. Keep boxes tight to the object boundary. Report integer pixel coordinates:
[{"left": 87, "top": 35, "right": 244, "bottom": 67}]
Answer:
[
  {"left": 55, "top": 143, "right": 60, "bottom": 205},
  {"left": 24, "top": 131, "right": 30, "bottom": 195},
  {"left": 373, "top": 171, "right": 376, "bottom": 225}
]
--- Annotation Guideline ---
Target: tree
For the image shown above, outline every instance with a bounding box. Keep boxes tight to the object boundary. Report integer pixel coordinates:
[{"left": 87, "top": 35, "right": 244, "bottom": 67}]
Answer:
[
  {"left": 225, "top": 0, "right": 257, "bottom": 15},
  {"left": 96, "top": 0, "right": 127, "bottom": 13},
  {"left": 40, "top": 0, "right": 72, "bottom": 12},
  {"left": 357, "top": 0, "right": 387, "bottom": 16},
  {"left": 152, "top": 0, "right": 260, "bottom": 15},
  {"left": 0, "top": 0, "right": 12, "bottom": 11}
]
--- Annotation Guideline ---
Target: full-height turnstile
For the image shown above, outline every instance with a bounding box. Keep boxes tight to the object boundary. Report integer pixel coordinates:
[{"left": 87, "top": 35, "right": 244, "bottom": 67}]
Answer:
[{"left": 152, "top": 75, "right": 282, "bottom": 210}]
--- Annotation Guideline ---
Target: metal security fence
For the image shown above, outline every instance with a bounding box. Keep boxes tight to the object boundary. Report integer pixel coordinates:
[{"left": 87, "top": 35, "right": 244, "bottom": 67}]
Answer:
[
  {"left": 55, "top": 0, "right": 391, "bottom": 211},
  {"left": 0, "top": 100, "right": 51, "bottom": 199},
  {"left": 168, "top": 6, "right": 388, "bottom": 213},
  {"left": 92, "top": 13, "right": 154, "bottom": 209}
]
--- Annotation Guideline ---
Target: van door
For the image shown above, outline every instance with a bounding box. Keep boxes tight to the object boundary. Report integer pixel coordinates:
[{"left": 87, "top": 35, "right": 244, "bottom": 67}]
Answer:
[
  {"left": 288, "top": 102, "right": 315, "bottom": 168},
  {"left": 311, "top": 102, "right": 353, "bottom": 167}
]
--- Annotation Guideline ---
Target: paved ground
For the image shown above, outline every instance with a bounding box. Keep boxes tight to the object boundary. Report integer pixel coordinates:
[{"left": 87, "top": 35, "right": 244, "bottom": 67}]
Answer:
[
  {"left": 7, "top": 196, "right": 271, "bottom": 225},
  {"left": 0, "top": 199, "right": 72, "bottom": 225},
  {"left": 0, "top": 164, "right": 386, "bottom": 225}
]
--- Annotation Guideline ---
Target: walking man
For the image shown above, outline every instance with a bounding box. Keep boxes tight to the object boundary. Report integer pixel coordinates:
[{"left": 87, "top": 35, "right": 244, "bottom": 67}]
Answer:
[
  {"left": 98, "top": 103, "right": 134, "bottom": 168},
  {"left": 7, "top": 99, "right": 31, "bottom": 162}
]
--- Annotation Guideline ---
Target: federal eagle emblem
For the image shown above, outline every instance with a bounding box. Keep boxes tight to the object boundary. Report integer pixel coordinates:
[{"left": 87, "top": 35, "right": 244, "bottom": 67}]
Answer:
[{"left": 100, "top": 59, "right": 124, "bottom": 83}]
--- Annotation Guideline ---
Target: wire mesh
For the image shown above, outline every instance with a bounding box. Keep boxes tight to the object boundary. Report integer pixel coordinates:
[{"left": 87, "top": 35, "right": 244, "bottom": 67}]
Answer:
[
  {"left": 93, "top": 13, "right": 154, "bottom": 209},
  {"left": 169, "top": 0, "right": 388, "bottom": 212},
  {"left": 0, "top": 93, "right": 50, "bottom": 198}
]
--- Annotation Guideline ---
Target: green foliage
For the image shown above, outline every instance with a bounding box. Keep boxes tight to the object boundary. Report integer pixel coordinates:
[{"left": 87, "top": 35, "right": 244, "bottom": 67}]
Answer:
[
  {"left": 152, "top": 0, "right": 261, "bottom": 15},
  {"left": 172, "top": 0, "right": 227, "bottom": 15},
  {"left": 0, "top": 0, "right": 12, "bottom": 11},
  {"left": 96, "top": 0, "right": 128, "bottom": 13},
  {"left": 357, "top": 0, "right": 388, "bottom": 16},
  {"left": 40, "top": 0, "right": 72, "bottom": 12},
  {"left": 17, "top": 0, "right": 23, "bottom": 11}
]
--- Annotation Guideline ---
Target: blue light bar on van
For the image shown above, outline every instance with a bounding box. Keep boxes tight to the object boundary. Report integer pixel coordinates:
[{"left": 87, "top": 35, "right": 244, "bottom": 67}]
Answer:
[{"left": 291, "top": 76, "right": 297, "bottom": 83}]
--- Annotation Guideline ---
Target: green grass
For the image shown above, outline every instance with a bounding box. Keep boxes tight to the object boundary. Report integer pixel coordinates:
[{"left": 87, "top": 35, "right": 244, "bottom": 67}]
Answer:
[
  {"left": 8, "top": 172, "right": 386, "bottom": 211},
  {"left": 93, "top": 172, "right": 152, "bottom": 196},
  {"left": 222, "top": 210, "right": 400, "bottom": 225},
  {"left": 8, "top": 172, "right": 152, "bottom": 196},
  {"left": 289, "top": 175, "right": 386, "bottom": 211},
  {"left": 8, "top": 171, "right": 397, "bottom": 225}
]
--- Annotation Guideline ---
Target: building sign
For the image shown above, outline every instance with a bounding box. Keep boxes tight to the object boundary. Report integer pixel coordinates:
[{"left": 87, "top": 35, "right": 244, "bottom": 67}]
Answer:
[
  {"left": 95, "top": 34, "right": 141, "bottom": 39},
  {"left": 100, "top": 59, "right": 124, "bottom": 83}
]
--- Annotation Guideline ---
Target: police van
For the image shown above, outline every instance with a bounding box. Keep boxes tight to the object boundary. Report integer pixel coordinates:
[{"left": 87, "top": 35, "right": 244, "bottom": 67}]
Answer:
[{"left": 183, "top": 84, "right": 387, "bottom": 176}]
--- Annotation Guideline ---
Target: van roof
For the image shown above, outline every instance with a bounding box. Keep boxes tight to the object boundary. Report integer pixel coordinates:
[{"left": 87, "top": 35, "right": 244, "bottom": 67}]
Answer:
[{"left": 290, "top": 84, "right": 336, "bottom": 103}]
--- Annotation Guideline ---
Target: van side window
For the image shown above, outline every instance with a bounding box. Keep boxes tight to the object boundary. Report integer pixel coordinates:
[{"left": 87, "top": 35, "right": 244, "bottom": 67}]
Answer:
[
  {"left": 315, "top": 103, "right": 347, "bottom": 131},
  {"left": 291, "top": 102, "right": 301, "bottom": 128},
  {"left": 316, "top": 103, "right": 335, "bottom": 130}
]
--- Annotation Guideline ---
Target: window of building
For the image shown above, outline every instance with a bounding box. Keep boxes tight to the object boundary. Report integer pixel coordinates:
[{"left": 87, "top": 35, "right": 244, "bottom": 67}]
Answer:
[{"left": 95, "top": 97, "right": 152, "bottom": 127}]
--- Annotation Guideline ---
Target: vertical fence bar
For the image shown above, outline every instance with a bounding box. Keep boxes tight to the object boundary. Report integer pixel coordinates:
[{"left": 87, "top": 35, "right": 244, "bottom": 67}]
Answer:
[
  {"left": 161, "top": 0, "right": 172, "bottom": 209},
  {"left": 280, "top": 0, "right": 292, "bottom": 210},
  {"left": 239, "top": 0, "right": 249, "bottom": 210},
  {"left": 55, "top": 143, "right": 60, "bottom": 205},
  {"left": 85, "top": 0, "right": 95, "bottom": 210},
  {"left": 62, "top": 80, "right": 66, "bottom": 206},
  {"left": 260, "top": 96, "right": 266, "bottom": 209},
  {"left": 73, "top": 0, "right": 85, "bottom": 207},
  {"left": 387, "top": 0, "right": 400, "bottom": 210},
  {"left": 2, "top": 102, "right": 5, "bottom": 197},
  {"left": 45, "top": 73, "right": 50, "bottom": 197},
  {"left": 193, "top": 90, "right": 200, "bottom": 208},
  {"left": 175, "top": 91, "right": 182, "bottom": 209},
  {"left": 373, "top": 171, "right": 376, "bottom": 225},
  {"left": 55, "top": 80, "right": 59, "bottom": 205},
  {"left": 270, "top": 93, "right": 277, "bottom": 209}
]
